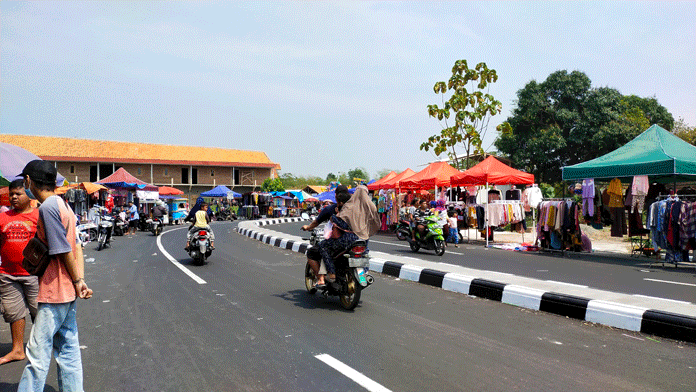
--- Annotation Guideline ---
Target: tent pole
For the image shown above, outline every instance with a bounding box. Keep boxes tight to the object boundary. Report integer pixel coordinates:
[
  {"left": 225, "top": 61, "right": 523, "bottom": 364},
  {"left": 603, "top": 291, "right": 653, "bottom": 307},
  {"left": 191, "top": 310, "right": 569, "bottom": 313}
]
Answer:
[{"left": 486, "top": 181, "right": 489, "bottom": 248}]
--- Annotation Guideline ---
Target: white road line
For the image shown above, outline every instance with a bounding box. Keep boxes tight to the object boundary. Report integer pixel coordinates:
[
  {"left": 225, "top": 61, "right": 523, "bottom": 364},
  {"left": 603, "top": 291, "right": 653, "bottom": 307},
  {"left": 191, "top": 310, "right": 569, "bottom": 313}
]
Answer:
[
  {"left": 315, "top": 354, "right": 392, "bottom": 392},
  {"left": 369, "top": 240, "right": 410, "bottom": 248},
  {"left": 156, "top": 228, "right": 207, "bottom": 285},
  {"left": 643, "top": 278, "right": 696, "bottom": 287}
]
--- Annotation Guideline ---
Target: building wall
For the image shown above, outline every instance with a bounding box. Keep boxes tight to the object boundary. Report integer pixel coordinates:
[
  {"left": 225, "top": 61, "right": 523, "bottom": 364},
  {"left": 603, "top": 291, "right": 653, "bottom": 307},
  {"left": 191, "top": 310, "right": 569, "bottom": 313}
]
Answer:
[{"left": 49, "top": 160, "right": 272, "bottom": 192}]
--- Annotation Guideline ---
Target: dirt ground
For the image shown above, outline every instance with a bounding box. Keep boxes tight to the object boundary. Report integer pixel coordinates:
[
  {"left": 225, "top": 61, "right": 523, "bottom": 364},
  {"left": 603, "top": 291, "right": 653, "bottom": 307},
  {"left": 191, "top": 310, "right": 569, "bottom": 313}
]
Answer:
[{"left": 461, "top": 224, "right": 633, "bottom": 254}]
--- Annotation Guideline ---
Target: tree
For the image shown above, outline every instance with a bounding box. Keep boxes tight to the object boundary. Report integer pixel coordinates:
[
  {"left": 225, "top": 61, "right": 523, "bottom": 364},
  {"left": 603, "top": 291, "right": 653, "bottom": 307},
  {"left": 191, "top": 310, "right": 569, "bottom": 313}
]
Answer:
[
  {"left": 494, "top": 70, "right": 674, "bottom": 182},
  {"left": 672, "top": 118, "right": 696, "bottom": 145},
  {"left": 421, "top": 60, "right": 503, "bottom": 169},
  {"left": 375, "top": 168, "right": 398, "bottom": 180},
  {"left": 347, "top": 167, "right": 369, "bottom": 183},
  {"left": 261, "top": 177, "right": 284, "bottom": 192},
  {"left": 325, "top": 173, "right": 337, "bottom": 183}
]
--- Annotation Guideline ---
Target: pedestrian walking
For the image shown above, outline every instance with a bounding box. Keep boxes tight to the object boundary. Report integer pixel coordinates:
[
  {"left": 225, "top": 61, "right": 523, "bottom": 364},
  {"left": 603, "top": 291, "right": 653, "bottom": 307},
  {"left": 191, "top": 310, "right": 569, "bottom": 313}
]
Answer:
[
  {"left": 17, "top": 160, "right": 93, "bottom": 392},
  {"left": 0, "top": 179, "right": 40, "bottom": 365}
]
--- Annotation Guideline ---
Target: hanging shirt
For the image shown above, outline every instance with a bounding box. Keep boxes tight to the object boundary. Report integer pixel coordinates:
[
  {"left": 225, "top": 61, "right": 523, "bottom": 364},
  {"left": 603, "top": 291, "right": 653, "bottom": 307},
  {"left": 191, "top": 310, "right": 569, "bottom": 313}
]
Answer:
[
  {"left": 607, "top": 178, "right": 624, "bottom": 208},
  {"left": 582, "top": 179, "right": 595, "bottom": 199}
]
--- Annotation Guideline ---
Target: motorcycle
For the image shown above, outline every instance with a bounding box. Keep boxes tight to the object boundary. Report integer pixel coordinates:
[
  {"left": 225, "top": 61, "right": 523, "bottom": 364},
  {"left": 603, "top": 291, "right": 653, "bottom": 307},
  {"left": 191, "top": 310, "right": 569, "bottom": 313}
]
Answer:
[
  {"left": 188, "top": 228, "right": 213, "bottom": 265},
  {"left": 147, "top": 217, "right": 163, "bottom": 236},
  {"left": 96, "top": 215, "right": 114, "bottom": 251},
  {"left": 138, "top": 215, "right": 149, "bottom": 232},
  {"left": 395, "top": 219, "right": 411, "bottom": 241},
  {"left": 302, "top": 226, "right": 374, "bottom": 310},
  {"left": 409, "top": 215, "right": 446, "bottom": 256},
  {"left": 77, "top": 222, "right": 98, "bottom": 244},
  {"left": 217, "top": 207, "right": 232, "bottom": 221},
  {"left": 112, "top": 213, "right": 126, "bottom": 236}
]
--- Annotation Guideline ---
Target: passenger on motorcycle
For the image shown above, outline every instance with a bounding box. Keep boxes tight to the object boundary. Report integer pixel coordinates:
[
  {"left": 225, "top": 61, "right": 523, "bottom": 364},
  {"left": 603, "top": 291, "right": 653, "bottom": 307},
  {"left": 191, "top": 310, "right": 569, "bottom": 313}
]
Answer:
[
  {"left": 301, "top": 186, "right": 351, "bottom": 288},
  {"left": 411, "top": 200, "right": 433, "bottom": 242},
  {"left": 185, "top": 202, "right": 215, "bottom": 251},
  {"left": 152, "top": 201, "right": 166, "bottom": 219}
]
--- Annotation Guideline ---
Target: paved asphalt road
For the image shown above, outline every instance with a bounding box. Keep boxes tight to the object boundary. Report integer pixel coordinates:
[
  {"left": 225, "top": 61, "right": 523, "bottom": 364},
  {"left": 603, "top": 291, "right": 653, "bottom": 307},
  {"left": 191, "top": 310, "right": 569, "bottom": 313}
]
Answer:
[
  {"left": 272, "top": 221, "right": 696, "bottom": 304},
  {"left": 1, "top": 221, "right": 694, "bottom": 391}
]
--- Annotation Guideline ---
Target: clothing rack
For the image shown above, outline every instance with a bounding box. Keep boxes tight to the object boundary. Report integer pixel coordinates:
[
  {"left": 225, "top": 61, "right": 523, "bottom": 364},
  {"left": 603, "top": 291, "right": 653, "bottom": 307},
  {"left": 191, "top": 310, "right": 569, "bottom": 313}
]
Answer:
[
  {"left": 648, "top": 195, "right": 696, "bottom": 267},
  {"left": 536, "top": 198, "right": 579, "bottom": 255}
]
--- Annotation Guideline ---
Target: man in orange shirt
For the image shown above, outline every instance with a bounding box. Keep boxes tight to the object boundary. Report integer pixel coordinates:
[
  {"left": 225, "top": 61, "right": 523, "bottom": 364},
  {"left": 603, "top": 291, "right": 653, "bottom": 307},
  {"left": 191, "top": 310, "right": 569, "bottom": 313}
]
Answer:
[{"left": 0, "top": 179, "right": 40, "bottom": 365}]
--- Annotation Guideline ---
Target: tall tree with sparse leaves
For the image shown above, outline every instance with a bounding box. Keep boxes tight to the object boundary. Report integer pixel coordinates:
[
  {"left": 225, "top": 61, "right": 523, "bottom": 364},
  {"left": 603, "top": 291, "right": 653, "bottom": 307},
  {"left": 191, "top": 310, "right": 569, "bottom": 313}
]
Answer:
[{"left": 421, "top": 60, "right": 503, "bottom": 169}]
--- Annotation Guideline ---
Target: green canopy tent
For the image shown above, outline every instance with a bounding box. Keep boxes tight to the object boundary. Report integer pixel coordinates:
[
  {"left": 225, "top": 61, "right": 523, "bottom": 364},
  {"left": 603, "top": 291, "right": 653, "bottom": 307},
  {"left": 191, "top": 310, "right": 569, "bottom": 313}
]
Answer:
[{"left": 562, "top": 125, "right": 696, "bottom": 183}]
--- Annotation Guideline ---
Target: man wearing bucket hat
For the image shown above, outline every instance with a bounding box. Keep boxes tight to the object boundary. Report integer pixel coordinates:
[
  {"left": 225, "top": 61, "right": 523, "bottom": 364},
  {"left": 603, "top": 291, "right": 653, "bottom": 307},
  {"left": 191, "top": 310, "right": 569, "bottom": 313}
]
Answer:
[{"left": 17, "top": 160, "right": 93, "bottom": 392}]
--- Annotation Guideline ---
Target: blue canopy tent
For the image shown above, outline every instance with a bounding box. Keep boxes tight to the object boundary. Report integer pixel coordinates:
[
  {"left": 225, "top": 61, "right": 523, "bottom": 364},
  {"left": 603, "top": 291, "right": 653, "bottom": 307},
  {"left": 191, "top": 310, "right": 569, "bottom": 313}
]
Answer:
[
  {"left": 315, "top": 188, "right": 356, "bottom": 203},
  {"left": 201, "top": 185, "right": 241, "bottom": 198}
]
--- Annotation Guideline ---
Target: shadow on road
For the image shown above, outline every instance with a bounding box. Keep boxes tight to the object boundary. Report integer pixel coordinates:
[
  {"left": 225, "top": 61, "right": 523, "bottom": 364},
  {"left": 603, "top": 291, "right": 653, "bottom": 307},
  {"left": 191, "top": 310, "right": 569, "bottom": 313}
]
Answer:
[
  {"left": 0, "top": 383, "right": 57, "bottom": 392},
  {"left": 273, "top": 289, "right": 359, "bottom": 312}
]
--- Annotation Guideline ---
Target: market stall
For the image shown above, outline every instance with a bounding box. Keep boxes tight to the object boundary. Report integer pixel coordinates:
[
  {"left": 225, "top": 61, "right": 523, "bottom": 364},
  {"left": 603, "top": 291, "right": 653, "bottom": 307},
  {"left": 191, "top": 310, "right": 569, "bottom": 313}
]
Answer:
[
  {"left": 367, "top": 171, "right": 397, "bottom": 191},
  {"left": 562, "top": 125, "right": 696, "bottom": 264},
  {"left": 450, "top": 156, "right": 535, "bottom": 247}
]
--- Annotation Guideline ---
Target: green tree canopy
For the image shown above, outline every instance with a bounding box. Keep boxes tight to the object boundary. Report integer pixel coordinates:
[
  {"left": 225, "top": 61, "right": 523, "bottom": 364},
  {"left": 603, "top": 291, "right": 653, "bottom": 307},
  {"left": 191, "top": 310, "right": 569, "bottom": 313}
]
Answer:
[
  {"left": 421, "top": 60, "right": 503, "bottom": 169},
  {"left": 672, "top": 118, "right": 696, "bottom": 145},
  {"left": 261, "top": 177, "right": 285, "bottom": 192},
  {"left": 494, "top": 70, "right": 674, "bottom": 182}
]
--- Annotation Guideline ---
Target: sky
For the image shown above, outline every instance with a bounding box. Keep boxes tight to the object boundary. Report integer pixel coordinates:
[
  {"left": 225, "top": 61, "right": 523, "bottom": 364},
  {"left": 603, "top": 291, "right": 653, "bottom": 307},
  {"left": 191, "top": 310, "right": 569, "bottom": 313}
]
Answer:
[{"left": 2, "top": 1, "right": 695, "bottom": 179}]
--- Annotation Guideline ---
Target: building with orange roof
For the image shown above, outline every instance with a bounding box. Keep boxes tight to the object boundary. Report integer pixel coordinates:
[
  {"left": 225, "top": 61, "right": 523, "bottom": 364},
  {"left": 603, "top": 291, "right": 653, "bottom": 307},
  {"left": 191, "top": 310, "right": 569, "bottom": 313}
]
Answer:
[{"left": 0, "top": 134, "right": 280, "bottom": 197}]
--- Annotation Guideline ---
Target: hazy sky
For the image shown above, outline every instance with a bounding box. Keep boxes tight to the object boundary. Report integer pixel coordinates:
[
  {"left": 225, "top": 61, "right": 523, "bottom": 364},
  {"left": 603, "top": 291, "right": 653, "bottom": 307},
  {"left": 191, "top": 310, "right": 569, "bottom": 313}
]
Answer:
[{"left": 2, "top": 1, "right": 694, "bottom": 179}]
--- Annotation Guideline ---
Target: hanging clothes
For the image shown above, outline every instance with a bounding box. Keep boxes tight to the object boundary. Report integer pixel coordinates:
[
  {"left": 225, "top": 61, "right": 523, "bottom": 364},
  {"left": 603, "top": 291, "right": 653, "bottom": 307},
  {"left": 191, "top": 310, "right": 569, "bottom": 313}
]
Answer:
[{"left": 581, "top": 178, "right": 595, "bottom": 217}]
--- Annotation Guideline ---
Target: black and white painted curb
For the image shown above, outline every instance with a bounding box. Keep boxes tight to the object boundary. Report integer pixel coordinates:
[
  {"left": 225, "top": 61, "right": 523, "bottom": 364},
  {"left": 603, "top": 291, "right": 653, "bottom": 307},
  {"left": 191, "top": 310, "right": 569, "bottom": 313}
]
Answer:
[{"left": 237, "top": 218, "right": 696, "bottom": 343}]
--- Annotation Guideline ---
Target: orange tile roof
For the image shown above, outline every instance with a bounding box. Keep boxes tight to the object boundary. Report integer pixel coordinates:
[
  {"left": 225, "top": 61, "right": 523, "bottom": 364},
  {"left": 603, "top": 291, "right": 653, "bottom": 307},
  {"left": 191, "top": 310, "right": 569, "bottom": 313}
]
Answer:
[{"left": 0, "top": 134, "right": 280, "bottom": 169}]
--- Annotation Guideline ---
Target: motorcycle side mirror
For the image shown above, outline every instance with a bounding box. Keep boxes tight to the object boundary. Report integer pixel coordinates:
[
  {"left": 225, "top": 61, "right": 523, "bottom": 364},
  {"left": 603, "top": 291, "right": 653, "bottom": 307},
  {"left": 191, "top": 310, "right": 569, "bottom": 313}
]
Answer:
[{"left": 301, "top": 213, "right": 310, "bottom": 220}]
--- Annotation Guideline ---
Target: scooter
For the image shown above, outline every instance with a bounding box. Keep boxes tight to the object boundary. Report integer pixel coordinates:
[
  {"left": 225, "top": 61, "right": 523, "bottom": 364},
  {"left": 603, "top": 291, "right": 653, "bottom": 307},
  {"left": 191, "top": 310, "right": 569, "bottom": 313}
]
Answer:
[
  {"left": 395, "top": 219, "right": 411, "bottom": 241},
  {"left": 148, "top": 217, "right": 163, "bottom": 236},
  {"left": 96, "top": 215, "right": 114, "bottom": 251},
  {"left": 188, "top": 228, "right": 213, "bottom": 265},
  {"left": 409, "top": 215, "right": 446, "bottom": 256},
  {"left": 112, "top": 213, "right": 126, "bottom": 236}
]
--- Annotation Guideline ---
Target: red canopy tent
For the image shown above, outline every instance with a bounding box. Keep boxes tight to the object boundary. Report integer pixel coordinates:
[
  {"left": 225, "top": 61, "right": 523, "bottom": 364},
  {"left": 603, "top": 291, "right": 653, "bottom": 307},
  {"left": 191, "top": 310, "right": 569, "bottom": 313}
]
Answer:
[
  {"left": 96, "top": 168, "right": 159, "bottom": 191},
  {"left": 367, "top": 171, "right": 397, "bottom": 191},
  {"left": 399, "top": 161, "right": 462, "bottom": 190},
  {"left": 450, "top": 156, "right": 534, "bottom": 248},
  {"left": 158, "top": 186, "right": 184, "bottom": 196},
  {"left": 376, "top": 168, "right": 416, "bottom": 190},
  {"left": 450, "top": 156, "right": 534, "bottom": 186}
]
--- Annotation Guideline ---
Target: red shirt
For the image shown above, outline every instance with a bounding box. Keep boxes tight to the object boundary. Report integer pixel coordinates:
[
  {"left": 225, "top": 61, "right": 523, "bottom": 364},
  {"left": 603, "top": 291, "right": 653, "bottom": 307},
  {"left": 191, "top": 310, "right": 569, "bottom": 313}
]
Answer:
[{"left": 0, "top": 209, "right": 40, "bottom": 276}]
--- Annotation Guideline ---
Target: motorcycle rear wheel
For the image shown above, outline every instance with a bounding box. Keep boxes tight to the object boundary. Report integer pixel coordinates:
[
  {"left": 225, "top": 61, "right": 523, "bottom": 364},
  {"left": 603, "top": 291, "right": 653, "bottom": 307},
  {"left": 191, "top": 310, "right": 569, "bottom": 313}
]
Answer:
[
  {"left": 97, "top": 233, "right": 105, "bottom": 251},
  {"left": 304, "top": 262, "right": 317, "bottom": 294},
  {"left": 434, "top": 239, "right": 446, "bottom": 256},
  {"left": 339, "top": 272, "right": 361, "bottom": 310},
  {"left": 155, "top": 226, "right": 162, "bottom": 236}
]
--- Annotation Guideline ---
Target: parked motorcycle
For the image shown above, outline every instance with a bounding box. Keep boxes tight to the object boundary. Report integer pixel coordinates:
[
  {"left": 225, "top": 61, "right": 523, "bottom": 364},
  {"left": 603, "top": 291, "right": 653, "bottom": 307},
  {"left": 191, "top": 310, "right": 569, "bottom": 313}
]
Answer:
[
  {"left": 188, "top": 228, "right": 213, "bottom": 265},
  {"left": 112, "top": 212, "right": 126, "bottom": 236},
  {"left": 409, "top": 215, "right": 446, "bottom": 256},
  {"left": 147, "top": 217, "right": 163, "bottom": 236},
  {"left": 302, "top": 227, "right": 374, "bottom": 310},
  {"left": 96, "top": 215, "right": 114, "bottom": 251},
  {"left": 217, "top": 207, "right": 231, "bottom": 221},
  {"left": 77, "top": 222, "right": 98, "bottom": 244}
]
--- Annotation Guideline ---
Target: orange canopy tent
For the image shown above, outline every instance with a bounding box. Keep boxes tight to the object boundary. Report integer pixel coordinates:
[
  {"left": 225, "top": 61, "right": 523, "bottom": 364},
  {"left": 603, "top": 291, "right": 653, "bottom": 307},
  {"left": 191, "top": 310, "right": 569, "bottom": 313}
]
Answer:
[
  {"left": 450, "top": 156, "right": 534, "bottom": 186},
  {"left": 367, "top": 171, "right": 397, "bottom": 191},
  {"left": 55, "top": 182, "right": 107, "bottom": 196},
  {"left": 376, "top": 168, "right": 416, "bottom": 190},
  {"left": 399, "top": 161, "right": 462, "bottom": 190}
]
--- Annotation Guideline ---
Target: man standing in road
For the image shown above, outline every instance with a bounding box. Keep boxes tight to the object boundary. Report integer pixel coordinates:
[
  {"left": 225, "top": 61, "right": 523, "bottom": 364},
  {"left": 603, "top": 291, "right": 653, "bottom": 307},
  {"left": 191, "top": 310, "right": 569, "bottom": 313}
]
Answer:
[
  {"left": 0, "top": 179, "right": 39, "bottom": 365},
  {"left": 127, "top": 200, "right": 139, "bottom": 236},
  {"left": 17, "top": 160, "right": 93, "bottom": 392}
]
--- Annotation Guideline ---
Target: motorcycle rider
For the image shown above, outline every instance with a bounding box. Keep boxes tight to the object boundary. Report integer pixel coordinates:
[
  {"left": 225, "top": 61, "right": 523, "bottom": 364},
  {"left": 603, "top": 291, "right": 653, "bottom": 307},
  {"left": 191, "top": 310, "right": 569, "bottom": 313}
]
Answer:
[
  {"left": 301, "top": 186, "right": 350, "bottom": 288},
  {"left": 152, "top": 200, "right": 167, "bottom": 223},
  {"left": 185, "top": 202, "right": 215, "bottom": 251},
  {"left": 411, "top": 200, "right": 433, "bottom": 242}
]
